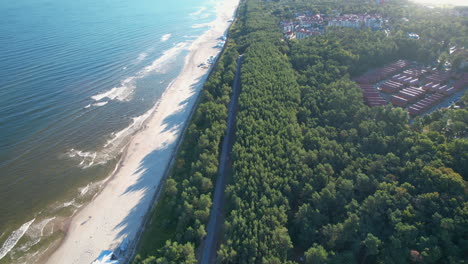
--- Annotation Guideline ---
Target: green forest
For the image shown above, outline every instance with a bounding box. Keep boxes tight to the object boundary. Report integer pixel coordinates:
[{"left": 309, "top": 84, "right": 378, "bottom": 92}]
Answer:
[{"left": 134, "top": 0, "right": 467, "bottom": 263}]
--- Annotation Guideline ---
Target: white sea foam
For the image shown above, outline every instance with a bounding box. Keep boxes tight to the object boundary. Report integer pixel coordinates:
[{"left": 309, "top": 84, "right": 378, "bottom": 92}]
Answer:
[
  {"left": 34, "top": 218, "right": 53, "bottom": 239},
  {"left": 0, "top": 219, "right": 35, "bottom": 260},
  {"left": 71, "top": 42, "right": 189, "bottom": 168},
  {"left": 135, "top": 52, "right": 148, "bottom": 63},
  {"left": 141, "top": 42, "right": 188, "bottom": 74},
  {"left": 94, "top": 101, "right": 108, "bottom": 107},
  {"left": 84, "top": 101, "right": 109, "bottom": 109},
  {"left": 66, "top": 110, "right": 152, "bottom": 169},
  {"left": 90, "top": 42, "right": 188, "bottom": 103},
  {"left": 66, "top": 145, "right": 113, "bottom": 169},
  {"left": 62, "top": 200, "right": 76, "bottom": 208},
  {"left": 91, "top": 77, "right": 136, "bottom": 102},
  {"left": 190, "top": 7, "right": 207, "bottom": 16},
  {"left": 104, "top": 105, "right": 155, "bottom": 148},
  {"left": 67, "top": 149, "right": 103, "bottom": 169},
  {"left": 160, "top": 34, "right": 171, "bottom": 42},
  {"left": 80, "top": 184, "right": 90, "bottom": 196},
  {"left": 16, "top": 217, "right": 56, "bottom": 253},
  {"left": 71, "top": 81, "right": 177, "bottom": 170}
]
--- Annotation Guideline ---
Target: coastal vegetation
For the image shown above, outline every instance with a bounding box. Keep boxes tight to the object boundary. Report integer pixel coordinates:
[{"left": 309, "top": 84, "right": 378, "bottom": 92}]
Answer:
[
  {"left": 135, "top": 0, "right": 467, "bottom": 263},
  {"left": 132, "top": 26, "right": 241, "bottom": 264}
]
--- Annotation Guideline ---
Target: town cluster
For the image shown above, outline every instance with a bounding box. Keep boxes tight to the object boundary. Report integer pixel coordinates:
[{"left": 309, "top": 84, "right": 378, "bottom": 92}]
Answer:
[
  {"left": 281, "top": 12, "right": 383, "bottom": 40},
  {"left": 354, "top": 60, "right": 468, "bottom": 116}
]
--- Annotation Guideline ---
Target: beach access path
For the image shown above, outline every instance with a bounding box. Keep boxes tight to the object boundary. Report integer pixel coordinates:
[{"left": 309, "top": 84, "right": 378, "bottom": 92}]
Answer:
[
  {"left": 200, "top": 55, "right": 243, "bottom": 264},
  {"left": 44, "top": 1, "right": 239, "bottom": 263}
]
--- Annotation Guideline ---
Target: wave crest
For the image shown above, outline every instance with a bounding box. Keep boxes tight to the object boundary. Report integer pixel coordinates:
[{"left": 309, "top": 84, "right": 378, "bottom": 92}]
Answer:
[
  {"left": 160, "top": 34, "right": 171, "bottom": 42},
  {"left": 66, "top": 149, "right": 103, "bottom": 169},
  {"left": 84, "top": 101, "right": 109, "bottom": 109},
  {"left": 190, "top": 7, "right": 207, "bottom": 16},
  {"left": 90, "top": 42, "right": 188, "bottom": 104},
  {"left": 0, "top": 219, "right": 35, "bottom": 260},
  {"left": 91, "top": 77, "right": 136, "bottom": 102},
  {"left": 142, "top": 42, "right": 188, "bottom": 74}
]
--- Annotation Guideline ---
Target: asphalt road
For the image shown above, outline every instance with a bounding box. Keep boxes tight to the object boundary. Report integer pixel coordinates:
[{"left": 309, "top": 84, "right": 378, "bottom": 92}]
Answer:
[{"left": 200, "top": 55, "right": 243, "bottom": 264}]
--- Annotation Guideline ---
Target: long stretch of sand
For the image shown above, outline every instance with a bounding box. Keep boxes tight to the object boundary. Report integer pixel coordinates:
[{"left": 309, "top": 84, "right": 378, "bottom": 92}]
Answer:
[{"left": 45, "top": 0, "right": 239, "bottom": 263}]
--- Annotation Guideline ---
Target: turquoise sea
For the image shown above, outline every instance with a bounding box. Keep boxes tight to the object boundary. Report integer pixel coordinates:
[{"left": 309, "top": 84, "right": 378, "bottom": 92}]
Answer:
[{"left": 0, "top": 0, "right": 216, "bottom": 262}]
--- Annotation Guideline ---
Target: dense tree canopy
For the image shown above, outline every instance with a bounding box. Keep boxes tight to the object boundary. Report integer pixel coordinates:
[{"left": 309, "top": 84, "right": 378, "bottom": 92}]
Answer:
[
  {"left": 133, "top": 26, "right": 240, "bottom": 264},
  {"left": 218, "top": 0, "right": 467, "bottom": 263},
  {"left": 135, "top": 0, "right": 467, "bottom": 263}
]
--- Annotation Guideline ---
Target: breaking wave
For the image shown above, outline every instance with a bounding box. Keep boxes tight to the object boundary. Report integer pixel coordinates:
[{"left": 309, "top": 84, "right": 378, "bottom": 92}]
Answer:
[
  {"left": 67, "top": 106, "right": 154, "bottom": 168},
  {"left": 84, "top": 101, "right": 109, "bottom": 109},
  {"left": 160, "top": 33, "right": 171, "bottom": 42},
  {"left": 141, "top": 42, "right": 188, "bottom": 74},
  {"left": 62, "top": 199, "right": 76, "bottom": 208},
  {"left": 91, "top": 76, "right": 136, "bottom": 102},
  {"left": 80, "top": 184, "right": 90, "bottom": 196},
  {"left": 135, "top": 52, "right": 148, "bottom": 64},
  {"left": 69, "top": 78, "right": 176, "bottom": 170},
  {"left": 0, "top": 219, "right": 35, "bottom": 260},
  {"left": 65, "top": 118, "right": 142, "bottom": 169},
  {"left": 190, "top": 7, "right": 207, "bottom": 16},
  {"left": 16, "top": 218, "right": 55, "bottom": 252},
  {"left": 90, "top": 42, "right": 188, "bottom": 103},
  {"left": 66, "top": 149, "right": 101, "bottom": 169}
]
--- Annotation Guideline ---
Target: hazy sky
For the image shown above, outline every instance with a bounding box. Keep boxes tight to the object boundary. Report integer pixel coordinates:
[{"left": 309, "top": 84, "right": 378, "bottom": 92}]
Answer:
[{"left": 409, "top": 0, "right": 468, "bottom": 7}]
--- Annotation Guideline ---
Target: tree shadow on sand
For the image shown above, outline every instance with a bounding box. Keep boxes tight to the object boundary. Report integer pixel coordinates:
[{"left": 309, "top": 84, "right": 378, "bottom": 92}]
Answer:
[{"left": 109, "top": 74, "right": 208, "bottom": 250}]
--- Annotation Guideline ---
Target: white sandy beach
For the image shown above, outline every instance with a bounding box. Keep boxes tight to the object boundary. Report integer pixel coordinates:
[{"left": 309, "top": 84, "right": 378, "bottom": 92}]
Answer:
[{"left": 45, "top": 0, "right": 239, "bottom": 263}]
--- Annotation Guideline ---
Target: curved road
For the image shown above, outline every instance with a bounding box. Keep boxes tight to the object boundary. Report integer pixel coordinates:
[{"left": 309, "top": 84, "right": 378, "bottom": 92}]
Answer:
[{"left": 200, "top": 55, "right": 243, "bottom": 264}]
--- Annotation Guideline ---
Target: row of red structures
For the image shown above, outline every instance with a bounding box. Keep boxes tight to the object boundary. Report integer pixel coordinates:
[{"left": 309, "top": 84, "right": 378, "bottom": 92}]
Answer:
[
  {"left": 412, "top": 73, "right": 468, "bottom": 116},
  {"left": 355, "top": 60, "right": 411, "bottom": 106},
  {"left": 354, "top": 60, "right": 411, "bottom": 84},
  {"left": 389, "top": 70, "right": 468, "bottom": 115},
  {"left": 359, "top": 84, "right": 387, "bottom": 106},
  {"left": 354, "top": 60, "right": 468, "bottom": 116},
  {"left": 408, "top": 93, "right": 446, "bottom": 116},
  {"left": 390, "top": 87, "right": 425, "bottom": 107}
]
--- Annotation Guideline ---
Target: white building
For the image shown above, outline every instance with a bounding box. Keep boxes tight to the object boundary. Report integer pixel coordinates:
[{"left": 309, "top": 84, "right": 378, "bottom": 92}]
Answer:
[
  {"left": 328, "top": 14, "right": 382, "bottom": 30},
  {"left": 296, "top": 28, "right": 320, "bottom": 39},
  {"left": 281, "top": 22, "right": 294, "bottom": 32}
]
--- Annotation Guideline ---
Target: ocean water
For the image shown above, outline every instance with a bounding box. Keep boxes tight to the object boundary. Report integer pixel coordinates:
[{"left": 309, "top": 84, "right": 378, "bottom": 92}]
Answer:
[{"left": 0, "top": 0, "right": 217, "bottom": 262}]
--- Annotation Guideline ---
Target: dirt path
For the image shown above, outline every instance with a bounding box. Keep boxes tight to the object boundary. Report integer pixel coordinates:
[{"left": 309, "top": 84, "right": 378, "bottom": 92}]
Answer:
[{"left": 200, "top": 55, "right": 243, "bottom": 264}]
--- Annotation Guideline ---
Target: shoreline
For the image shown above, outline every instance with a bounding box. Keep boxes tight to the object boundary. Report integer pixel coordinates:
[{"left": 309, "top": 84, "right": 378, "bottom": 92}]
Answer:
[
  {"left": 43, "top": 0, "right": 240, "bottom": 263},
  {"left": 121, "top": 7, "right": 242, "bottom": 260}
]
